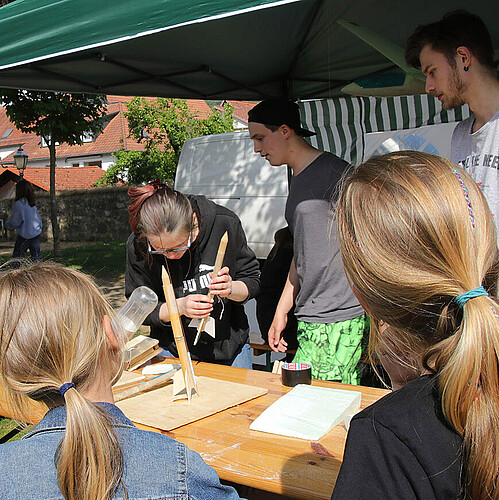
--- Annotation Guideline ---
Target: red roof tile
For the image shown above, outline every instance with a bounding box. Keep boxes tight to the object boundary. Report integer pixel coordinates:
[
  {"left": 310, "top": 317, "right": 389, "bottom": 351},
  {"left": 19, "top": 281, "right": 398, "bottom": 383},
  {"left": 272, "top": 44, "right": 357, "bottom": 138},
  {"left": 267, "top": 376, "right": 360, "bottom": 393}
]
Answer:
[
  {"left": 0, "top": 166, "right": 105, "bottom": 191},
  {"left": 0, "top": 95, "right": 214, "bottom": 190},
  {"left": 106, "top": 95, "right": 212, "bottom": 119},
  {"left": 215, "top": 100, "right": 257, "bottom": 125}
]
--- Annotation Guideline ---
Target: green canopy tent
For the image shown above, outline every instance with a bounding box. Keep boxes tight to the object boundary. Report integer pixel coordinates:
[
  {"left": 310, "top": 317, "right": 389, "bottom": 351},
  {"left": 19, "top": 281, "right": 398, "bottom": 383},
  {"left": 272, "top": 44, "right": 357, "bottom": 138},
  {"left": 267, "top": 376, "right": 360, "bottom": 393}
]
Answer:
[{"left": 0, "top": 0, "right": 496, "bottom": 100}]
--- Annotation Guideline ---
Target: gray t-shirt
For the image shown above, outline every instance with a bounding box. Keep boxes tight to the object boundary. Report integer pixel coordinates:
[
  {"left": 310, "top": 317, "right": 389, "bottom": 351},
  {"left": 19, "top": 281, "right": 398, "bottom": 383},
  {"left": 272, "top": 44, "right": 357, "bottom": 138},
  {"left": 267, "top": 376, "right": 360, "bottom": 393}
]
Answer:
[
  {"left": 285, "top": 152, "right": 364, "bottom": 324},
  {"left": 451, "top": 109, "right": 499, "bottom": 232}
]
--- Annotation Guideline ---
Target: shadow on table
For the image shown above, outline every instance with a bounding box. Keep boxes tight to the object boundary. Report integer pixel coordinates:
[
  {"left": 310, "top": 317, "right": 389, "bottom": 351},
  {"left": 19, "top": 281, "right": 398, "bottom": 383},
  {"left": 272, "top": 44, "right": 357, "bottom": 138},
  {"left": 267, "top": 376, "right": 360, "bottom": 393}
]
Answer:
[
  {"left": 225, "top": 447, "right": 342, "bottom": 499},
  {"left": 280, "top": 450, "right": 340, "bottom": 499}
]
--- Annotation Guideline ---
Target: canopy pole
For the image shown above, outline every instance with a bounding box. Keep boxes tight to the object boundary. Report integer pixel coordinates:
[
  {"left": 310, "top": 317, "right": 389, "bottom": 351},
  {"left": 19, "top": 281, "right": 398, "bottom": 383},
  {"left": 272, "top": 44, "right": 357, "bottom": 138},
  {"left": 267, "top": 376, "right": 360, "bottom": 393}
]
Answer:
[
  {"left": 203, "top": 66, "right": 270, "bottom": 100},
  {"left": 101, "top": 55, "right": 206, "bottom": 96},
  {"left": 30, "top": 65, "right": 101, "bottom": 91}
]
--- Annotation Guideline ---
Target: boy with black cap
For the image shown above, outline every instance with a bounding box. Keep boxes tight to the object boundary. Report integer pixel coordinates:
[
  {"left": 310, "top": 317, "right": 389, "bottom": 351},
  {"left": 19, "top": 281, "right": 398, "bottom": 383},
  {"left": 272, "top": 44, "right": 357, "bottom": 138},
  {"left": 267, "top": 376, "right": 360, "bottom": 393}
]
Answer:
[{"left": 248, "top": 99, "right": 367, "bottom": 384}]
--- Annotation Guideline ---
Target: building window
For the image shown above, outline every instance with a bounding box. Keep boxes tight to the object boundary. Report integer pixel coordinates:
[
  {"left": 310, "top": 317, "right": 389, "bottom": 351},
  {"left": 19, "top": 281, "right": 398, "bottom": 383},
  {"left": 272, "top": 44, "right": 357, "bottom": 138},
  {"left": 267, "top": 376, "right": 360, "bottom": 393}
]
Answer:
[
  {"left": 81, "top": 131, "right": 94, "bottom": 143},
  {"left": 1, "top": 129, "right": 13, "bottom": 139},
  {"left": 40, "top": 135, "right": 60, "bottom": 148},
  {"left": 72, "top": 163, "right": 80, "bottom": 168},
  {"left": 84, "top": 160, "right": 102, "bottom": 168}
]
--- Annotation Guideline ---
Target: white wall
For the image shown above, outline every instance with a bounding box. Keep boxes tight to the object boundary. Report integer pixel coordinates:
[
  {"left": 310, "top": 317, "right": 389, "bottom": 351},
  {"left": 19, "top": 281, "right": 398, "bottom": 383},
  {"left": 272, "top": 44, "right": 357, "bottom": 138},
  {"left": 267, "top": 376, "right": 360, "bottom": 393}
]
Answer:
[{"left": 27, "top": 153, "right": 115, "bottom": 170}]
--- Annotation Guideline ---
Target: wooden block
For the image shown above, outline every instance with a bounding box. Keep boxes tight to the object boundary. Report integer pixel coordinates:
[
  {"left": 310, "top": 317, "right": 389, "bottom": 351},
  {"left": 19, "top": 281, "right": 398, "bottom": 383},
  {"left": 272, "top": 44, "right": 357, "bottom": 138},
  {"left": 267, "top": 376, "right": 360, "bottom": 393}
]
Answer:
[
  {"left": 117, "top": 376, "right": 267, "bottom": 431},
  {"left": 112, "top": 370, "right": 146, "bottom": 393},
  {"left": 124, "top": 335, "right": 161, "bottom": 371}
]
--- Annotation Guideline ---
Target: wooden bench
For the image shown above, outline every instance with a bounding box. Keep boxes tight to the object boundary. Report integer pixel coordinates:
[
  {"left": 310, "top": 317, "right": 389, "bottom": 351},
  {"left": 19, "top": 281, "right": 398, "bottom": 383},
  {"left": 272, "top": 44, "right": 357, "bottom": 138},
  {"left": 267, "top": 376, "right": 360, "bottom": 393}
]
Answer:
[{"left": 249, "top": 332, "right": 296, "bottom": 371}]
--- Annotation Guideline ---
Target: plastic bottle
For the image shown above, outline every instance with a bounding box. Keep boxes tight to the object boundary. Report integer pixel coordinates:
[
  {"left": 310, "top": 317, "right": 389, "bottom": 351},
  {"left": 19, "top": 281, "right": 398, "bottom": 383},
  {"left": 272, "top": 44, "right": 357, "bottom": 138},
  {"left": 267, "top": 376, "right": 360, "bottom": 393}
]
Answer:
[{"left": 114, "top": 286, "right": 158, "bottom": 341}]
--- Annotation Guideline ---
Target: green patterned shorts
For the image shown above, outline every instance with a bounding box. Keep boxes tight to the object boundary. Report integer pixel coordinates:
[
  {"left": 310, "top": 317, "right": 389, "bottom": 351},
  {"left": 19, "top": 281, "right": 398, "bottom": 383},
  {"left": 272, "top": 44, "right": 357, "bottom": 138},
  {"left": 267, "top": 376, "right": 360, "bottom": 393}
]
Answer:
[{"left": 292, "top": 315, "right": 368, "bottom": 385}]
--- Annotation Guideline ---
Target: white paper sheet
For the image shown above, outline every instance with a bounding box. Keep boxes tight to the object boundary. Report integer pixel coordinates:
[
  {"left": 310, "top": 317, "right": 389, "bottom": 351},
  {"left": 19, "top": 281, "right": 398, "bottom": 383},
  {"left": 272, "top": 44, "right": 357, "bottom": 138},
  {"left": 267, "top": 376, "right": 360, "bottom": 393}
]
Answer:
[{"left": 249, "top": 384, "right": 361, "bottom": 440}]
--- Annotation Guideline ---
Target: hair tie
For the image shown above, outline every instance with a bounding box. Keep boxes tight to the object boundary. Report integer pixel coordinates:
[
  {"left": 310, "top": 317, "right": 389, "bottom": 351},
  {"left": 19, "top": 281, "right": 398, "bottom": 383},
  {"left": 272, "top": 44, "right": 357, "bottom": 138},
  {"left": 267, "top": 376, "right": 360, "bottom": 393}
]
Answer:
[
  {"left": 455, "top": 286, "right": 487, "bottom": 308},
  {"left": 151, "top": 179, "right": 169, "bottom": 191},
  {"left": 59, "top": 382, "right": 75, "bottom": 397}
]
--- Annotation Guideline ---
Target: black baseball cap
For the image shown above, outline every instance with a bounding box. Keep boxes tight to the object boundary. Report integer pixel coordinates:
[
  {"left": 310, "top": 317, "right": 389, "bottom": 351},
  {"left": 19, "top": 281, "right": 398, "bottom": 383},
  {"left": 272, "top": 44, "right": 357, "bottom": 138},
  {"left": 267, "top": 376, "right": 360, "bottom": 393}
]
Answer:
[{"left": 248, "top": 99, "right": 316, "bottom": 137}]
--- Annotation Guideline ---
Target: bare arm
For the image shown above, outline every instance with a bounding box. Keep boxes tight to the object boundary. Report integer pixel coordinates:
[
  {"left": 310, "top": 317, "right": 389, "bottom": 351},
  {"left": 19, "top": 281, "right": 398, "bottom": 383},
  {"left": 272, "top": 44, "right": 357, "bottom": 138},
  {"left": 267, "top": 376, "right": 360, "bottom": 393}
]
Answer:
[{"left": 268, "top": 258, "right": 300, "bottom": 352}]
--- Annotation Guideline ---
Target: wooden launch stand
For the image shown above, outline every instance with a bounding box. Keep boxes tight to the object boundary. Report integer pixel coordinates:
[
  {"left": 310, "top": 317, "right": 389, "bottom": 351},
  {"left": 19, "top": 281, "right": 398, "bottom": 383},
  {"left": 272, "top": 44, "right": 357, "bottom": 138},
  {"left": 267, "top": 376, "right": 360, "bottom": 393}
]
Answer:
[{"left": 116, "top": 257, "right": 267, "bottom": 432}]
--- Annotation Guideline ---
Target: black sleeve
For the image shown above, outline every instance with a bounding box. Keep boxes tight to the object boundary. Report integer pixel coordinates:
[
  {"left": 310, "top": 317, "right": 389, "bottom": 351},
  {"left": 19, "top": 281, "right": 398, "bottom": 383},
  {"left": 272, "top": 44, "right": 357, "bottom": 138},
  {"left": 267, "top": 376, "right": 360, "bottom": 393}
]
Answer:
[
  {"left": 231, "top": 216, "right": 260, "bottom": 302},
  {"left": 331, "top": 416, "right": 436, "bottom": 500},
  {"left": 125, "top": 233, "right": 165, "bottom": 329}
]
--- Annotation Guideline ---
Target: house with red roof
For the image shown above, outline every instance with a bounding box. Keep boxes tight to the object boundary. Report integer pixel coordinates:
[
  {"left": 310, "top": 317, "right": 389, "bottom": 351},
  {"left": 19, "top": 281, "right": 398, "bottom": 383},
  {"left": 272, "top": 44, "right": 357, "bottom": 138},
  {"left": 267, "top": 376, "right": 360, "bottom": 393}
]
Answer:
[
  {"left": 215, "top": 100, "right": 256, "bottom": 129},
  {"left": 0, "top": 96, "right": 213, "bottom": 198}
]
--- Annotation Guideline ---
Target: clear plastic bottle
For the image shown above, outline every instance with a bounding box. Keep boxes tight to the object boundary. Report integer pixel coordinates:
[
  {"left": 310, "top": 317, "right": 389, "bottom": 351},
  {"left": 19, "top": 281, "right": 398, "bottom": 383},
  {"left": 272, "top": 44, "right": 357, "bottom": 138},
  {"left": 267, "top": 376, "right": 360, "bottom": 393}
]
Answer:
[{"left": 114, "top": 286, "right": 158, "bottom": 341}]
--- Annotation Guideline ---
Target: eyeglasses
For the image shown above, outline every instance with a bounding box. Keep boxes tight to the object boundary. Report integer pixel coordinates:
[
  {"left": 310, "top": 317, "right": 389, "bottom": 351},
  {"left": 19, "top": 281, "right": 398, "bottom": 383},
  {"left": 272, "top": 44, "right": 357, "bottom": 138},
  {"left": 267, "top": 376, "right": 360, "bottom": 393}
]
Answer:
[{"left": 147, "top": 233, "right": 191, "bottom": 255}]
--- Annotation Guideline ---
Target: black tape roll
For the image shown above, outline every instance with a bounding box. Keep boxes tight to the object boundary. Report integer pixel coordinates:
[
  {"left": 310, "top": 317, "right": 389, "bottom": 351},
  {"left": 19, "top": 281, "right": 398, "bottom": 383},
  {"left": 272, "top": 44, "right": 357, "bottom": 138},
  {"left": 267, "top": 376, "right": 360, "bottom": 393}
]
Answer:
[{"left": 281, "top": 363, "right": 312, "bottom": 387}]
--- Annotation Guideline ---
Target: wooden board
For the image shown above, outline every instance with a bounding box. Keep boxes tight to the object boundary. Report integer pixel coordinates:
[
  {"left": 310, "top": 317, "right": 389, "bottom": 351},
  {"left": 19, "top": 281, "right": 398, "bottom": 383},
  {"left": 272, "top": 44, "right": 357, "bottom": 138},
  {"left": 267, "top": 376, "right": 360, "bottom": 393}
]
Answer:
[
  {"left": 112, "top": 370, "right": 146, "bottom": 393},
  {"left": 124, "top": 335, "right": 161, "bottom": 371},
  {"left": 117, "top": 375, "right": 267, "bottom": 431}
]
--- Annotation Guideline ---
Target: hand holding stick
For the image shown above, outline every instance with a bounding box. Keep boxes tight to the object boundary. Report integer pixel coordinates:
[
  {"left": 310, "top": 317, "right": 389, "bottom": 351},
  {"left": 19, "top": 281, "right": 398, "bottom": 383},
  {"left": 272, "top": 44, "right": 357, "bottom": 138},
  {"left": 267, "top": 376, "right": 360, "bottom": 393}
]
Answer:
[{"left": 194, "top": 231, "right": 228, "bottom": 345}]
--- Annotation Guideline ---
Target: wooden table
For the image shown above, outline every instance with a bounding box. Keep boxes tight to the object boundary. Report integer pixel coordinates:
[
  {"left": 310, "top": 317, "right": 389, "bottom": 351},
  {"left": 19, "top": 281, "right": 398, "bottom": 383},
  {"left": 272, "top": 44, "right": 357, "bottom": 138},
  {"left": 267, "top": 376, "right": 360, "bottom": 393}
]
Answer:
[{"left": 0, "top": 362, "right": 389, "bottom": 499}]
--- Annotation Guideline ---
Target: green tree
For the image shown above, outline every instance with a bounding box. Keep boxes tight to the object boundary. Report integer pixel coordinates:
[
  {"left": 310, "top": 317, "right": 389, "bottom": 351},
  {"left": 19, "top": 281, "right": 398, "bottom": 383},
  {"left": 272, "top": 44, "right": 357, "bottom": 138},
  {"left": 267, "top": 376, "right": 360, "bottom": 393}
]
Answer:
[
  {"left": 0, "top": 90, "right": 107, "bottom": 256},
  {"left": 98, "top": 98, "right": 233, "bottom": 186}
]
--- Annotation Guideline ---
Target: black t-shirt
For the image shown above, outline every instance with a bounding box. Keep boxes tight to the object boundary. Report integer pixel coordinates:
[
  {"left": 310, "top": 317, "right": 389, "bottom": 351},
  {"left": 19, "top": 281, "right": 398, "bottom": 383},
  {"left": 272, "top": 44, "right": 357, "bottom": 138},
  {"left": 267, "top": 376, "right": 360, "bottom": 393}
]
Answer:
[{"left": 332, "top": 375, "right": 464, "bottom": 499}]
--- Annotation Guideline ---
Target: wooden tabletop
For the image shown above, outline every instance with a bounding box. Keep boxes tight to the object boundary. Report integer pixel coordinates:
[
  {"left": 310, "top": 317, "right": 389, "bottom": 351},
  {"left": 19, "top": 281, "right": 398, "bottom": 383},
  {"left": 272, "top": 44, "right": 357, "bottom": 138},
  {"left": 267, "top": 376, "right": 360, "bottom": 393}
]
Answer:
[
  {"left": 0, "top": 362, "right": 389, "bottom": 499},
  {"left": 136, "top": 361, "right": 388, "bottom": 499}
]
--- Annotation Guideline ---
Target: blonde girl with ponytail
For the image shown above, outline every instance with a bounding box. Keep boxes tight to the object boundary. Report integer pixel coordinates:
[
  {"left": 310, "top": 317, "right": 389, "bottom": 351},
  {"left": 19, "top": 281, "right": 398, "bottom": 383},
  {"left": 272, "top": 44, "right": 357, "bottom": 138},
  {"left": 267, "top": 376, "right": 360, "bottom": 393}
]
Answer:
[
  {"left": 332, "top": 151, "right": 499, "bottom": 500},
  {"left": 0, "top": 262, "right": 240, "bottom": 500}
]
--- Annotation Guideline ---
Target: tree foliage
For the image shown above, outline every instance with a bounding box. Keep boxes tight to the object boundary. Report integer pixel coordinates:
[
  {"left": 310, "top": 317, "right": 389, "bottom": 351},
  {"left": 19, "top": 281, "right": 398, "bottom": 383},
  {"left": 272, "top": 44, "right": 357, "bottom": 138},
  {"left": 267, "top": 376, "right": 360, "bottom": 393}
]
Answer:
[
  {"left": 0, "top": 89, "right": 107, "bottom": 255},
  {"left": 0, "top": 90, "right": 107, "bottom": 144},
  {"left": 98, "top": 98, "right": 233, "bottom": 185}
]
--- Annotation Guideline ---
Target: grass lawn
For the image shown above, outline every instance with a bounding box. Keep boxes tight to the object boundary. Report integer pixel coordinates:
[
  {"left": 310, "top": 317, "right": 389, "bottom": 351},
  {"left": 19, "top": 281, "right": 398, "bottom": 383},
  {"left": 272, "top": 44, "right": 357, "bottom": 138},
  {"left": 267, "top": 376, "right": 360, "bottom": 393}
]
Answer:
[
  {"left": 0, "top": 240, "right": 127, "bottom": 280},
  {"left": 47, "top": 241, "right": 126, "bottom": 279},
  {"left": 0, "top": 418, "right": 33, "bottom": 443},
  {"left": 42, "top": 240, "right": 127, "bottom": 279},
  {"left": 0, "top": 239, "right": 127, "bottom": 442}
]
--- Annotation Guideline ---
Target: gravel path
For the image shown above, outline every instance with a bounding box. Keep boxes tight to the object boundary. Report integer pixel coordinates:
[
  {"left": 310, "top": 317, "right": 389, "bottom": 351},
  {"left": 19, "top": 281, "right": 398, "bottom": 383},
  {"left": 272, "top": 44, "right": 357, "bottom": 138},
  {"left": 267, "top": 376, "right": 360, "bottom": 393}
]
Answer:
[{"left": 96, "top": 276, "right": 126, "bottom": 310}]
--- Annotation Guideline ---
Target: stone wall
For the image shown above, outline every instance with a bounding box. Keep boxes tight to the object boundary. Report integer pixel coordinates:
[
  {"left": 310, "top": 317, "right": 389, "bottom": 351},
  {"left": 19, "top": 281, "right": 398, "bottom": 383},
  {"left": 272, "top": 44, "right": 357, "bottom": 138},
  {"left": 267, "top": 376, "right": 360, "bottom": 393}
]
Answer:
[{"left": 0, "top": 186, "right": 131, "bottom": 242}]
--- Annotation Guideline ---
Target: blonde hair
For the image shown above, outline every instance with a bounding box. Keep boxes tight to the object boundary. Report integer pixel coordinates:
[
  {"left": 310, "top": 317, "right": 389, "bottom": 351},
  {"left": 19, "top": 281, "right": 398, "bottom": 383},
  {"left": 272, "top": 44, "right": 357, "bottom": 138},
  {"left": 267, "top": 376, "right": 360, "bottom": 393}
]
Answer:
[
  {"left": 337, "top": 151, "right": 499, "bottom": 498},
  {"left": 0, "top": 262, "right": 125, "bottom": 500}
]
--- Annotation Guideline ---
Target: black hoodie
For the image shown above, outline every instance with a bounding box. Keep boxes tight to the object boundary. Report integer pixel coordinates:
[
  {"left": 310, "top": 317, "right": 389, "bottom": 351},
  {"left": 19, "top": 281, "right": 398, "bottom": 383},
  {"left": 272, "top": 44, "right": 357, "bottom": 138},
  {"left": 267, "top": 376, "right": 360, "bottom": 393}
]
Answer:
[{"left": 125, "top": 195, "right": 261, "bottom": 363}]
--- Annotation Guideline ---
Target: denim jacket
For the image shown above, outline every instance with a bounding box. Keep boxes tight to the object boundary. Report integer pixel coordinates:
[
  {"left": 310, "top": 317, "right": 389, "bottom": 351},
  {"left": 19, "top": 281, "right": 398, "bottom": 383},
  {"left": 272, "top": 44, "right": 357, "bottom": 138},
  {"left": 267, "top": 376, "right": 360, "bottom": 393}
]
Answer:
[{"left": 0, "top": 403, "right": 241, "bottom": 499}]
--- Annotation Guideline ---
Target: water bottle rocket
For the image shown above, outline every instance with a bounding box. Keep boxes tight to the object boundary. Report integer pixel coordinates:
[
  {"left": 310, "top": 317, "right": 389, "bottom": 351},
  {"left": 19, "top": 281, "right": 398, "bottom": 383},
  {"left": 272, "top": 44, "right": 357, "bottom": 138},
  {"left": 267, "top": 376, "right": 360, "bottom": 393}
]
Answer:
[{"left": 113, "top": 286, "right": 158, "bottom": 341}]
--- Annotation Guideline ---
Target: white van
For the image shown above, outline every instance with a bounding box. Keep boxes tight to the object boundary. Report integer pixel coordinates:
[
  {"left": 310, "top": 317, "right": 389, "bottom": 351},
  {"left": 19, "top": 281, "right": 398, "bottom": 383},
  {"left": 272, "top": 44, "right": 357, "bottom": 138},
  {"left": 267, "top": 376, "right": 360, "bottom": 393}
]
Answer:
[{"left": 175, "top": 130, "right": 288, "bottom": 260}]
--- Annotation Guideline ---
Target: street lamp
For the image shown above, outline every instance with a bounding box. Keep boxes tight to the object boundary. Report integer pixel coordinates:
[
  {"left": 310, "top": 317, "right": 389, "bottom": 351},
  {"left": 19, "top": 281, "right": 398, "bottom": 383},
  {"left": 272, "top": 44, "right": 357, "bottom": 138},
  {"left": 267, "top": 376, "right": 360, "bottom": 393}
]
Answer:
[{"left": 13, "top": 146, "right": 28, "bottom": 178}]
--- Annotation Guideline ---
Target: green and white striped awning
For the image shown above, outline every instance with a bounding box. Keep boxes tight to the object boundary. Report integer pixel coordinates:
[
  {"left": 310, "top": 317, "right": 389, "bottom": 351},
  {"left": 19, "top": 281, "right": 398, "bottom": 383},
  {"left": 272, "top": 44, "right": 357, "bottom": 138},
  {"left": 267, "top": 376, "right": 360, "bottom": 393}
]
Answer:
[{"left": 300, "top": 95, "right": 471, "bottom": 165}]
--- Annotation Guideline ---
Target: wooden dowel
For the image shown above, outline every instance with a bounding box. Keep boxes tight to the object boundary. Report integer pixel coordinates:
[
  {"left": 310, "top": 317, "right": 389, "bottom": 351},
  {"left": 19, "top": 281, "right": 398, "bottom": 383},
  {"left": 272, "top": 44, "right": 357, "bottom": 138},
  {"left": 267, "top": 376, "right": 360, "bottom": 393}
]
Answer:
[
  {"left": 195, "top": 231, "right": 228, "bottom": 344},
  {"left": 114, "top": 370, "right": 177, "bottom": 402},
  {"left": 162, "top": 266, "right": 197, "bottom": 400}
]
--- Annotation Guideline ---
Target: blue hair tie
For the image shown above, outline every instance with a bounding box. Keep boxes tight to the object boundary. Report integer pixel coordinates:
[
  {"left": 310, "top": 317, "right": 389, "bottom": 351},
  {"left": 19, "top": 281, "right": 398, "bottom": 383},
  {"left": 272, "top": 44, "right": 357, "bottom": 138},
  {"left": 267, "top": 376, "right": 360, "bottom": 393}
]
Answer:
[
  {"left": 455, "top": 286, "right": 488, "bottom": 308},
  {"left": 58, "top": 382, "right": 75, "bottom": 397}
]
